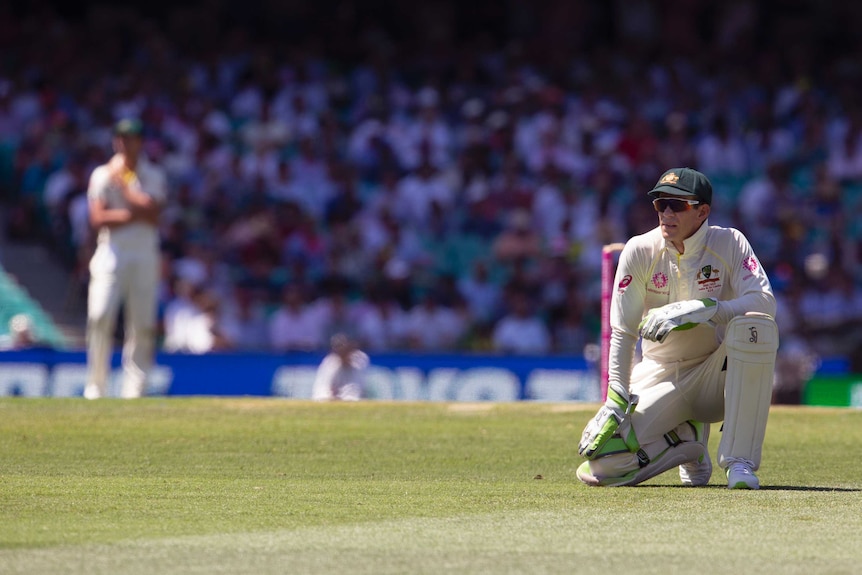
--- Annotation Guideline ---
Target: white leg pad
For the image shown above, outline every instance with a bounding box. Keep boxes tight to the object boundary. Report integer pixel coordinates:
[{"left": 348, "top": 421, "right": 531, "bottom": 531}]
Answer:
[
  {"left": 578, "top": 422, "right": 704, "bottom": 487},
  {"left": 718, "top": 312, "right": 778, "bottom": 470}
]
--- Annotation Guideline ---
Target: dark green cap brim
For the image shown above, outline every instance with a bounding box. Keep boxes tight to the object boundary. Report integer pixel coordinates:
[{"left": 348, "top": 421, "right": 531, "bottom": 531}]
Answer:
[{"left": 648, "top": 184, "right": 699, "bottom": 198}]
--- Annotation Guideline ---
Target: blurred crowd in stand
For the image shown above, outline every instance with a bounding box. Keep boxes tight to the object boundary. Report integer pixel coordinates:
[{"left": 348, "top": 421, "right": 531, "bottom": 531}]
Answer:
[{"left": 1, "top": 1, "right": 861, "bottom": 394}]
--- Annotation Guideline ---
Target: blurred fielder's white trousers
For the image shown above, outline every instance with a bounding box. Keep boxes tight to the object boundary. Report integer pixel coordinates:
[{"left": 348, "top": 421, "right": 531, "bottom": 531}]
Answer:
[{"left": 85, "top": 243, "right": 159, "bottom": 399}]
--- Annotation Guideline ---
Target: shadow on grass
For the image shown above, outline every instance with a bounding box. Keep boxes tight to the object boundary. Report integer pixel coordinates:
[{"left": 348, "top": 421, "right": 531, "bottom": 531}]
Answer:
[
  {"left": 639, "top": 484, "right": 860, "bottom": 492},
  {"left": 759, "top": 485, "right": 860, "bottom": 492}
]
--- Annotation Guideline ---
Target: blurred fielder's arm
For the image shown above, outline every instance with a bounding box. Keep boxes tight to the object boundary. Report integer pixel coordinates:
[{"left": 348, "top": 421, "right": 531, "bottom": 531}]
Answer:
[
  {"left": 88, "top": 194, "right": 135, "bottom": 229},
  {"left": 115, "top": 164, "right": 164, "bottom": 226}
]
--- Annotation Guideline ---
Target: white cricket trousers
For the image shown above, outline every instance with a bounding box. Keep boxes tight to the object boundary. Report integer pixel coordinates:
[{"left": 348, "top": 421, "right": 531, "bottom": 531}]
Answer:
[
  {"left": 630, "top": 349, "right": 728, "bottom": 446},
  {"left": 628, "top": 340, "right": 772, "bottom": 471},
  {"left": 85, "top": 242, "right": 159, "bottom": 398}
]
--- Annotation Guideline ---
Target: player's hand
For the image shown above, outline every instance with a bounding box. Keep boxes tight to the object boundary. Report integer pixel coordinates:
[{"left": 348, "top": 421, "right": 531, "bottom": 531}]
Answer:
[
  {"left": 638, "top": 298, "right": 718, "bottom": 343},
  {"left": 578, "top": 381, "right": 639, "bottom": 459}
]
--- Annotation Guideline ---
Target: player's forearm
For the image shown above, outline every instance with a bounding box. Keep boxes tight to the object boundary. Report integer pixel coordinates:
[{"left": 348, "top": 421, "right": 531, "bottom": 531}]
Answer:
[
  {"left": 129, "top": 201, "right": 161, "bottom": 224},
  {"left": 711, "top": 291, "right": 777, "bottom": 324},
  {"left": 90, "top": 208, "right": 134, "bottom": 228},
  {"left": 120, "top": 181, "right": 159, "bottom": 210},
  {"left": 607, "top": 328, "right": 638, "bottom": 391}
]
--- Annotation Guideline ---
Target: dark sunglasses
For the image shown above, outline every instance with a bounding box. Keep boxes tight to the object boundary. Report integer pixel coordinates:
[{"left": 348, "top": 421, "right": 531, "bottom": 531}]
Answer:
[{"left": 652, "top": 198, "right": 701, "bottom": 212}]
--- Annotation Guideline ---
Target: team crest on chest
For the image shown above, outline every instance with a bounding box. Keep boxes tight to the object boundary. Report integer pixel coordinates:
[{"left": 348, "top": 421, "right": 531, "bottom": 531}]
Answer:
[
  {"left": 698, "top": 265, "right": 720, "bottom": 282},
  {"left": 652, "top": 272, "right": 668, "bottom": 289},
  {"left": 697, "top": 264, "right": 722, "bottom": 293}
]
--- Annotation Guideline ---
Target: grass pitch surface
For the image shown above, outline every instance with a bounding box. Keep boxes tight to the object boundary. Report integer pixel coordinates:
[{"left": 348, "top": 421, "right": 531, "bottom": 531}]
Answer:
[{"left": 1, "top": 398, "right": 860, "bottom": 574}]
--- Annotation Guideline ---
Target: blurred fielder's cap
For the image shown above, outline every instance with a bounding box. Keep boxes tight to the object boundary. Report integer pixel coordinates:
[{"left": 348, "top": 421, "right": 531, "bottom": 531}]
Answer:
[
  {"left": 114, "top": 117, "right": 143, "bottom": 137},
  {"left": 648, "top": 167, "right": 712, "bottom": 205}
]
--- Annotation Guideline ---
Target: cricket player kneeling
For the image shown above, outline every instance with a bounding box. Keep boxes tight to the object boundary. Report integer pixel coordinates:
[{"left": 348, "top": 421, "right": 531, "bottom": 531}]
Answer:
[{"left": 576, "top": 312, "right": 778, "bottom": 487}]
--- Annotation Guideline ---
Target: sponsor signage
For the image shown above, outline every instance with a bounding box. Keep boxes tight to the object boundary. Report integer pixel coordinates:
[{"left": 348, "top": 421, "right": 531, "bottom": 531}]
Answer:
[
  {"left": 0, "top": 350, "right": 601, "bottom": 402},
  {"left": 803, "top": 375, "right": 862, "bottom": 408}
]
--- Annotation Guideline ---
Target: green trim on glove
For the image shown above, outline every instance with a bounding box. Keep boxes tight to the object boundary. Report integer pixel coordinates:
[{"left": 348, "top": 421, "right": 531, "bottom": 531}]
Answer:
[
  {"left": 578, "top": 383, "right": 640, "bottom": 459},
  {"left": 639, "top": 298, "right": 719, "bottom": 343}
]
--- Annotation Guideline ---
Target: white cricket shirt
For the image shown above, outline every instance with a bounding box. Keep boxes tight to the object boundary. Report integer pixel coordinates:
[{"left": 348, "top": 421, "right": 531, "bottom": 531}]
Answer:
[
  {"left": 87, "top": 154, "right": 167, "bottom": 251},
  {"left": 609, "top": 220, "right": 776, "bottom": 388}
]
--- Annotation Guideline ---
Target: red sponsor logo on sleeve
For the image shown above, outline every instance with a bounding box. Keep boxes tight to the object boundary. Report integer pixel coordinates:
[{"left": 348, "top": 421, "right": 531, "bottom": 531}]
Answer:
[
  {"left": 743, "top": 256, "right": 759, "bottom": 273},
  {"left": 618, "top": 275, "right": 632, "bottom": 289}
]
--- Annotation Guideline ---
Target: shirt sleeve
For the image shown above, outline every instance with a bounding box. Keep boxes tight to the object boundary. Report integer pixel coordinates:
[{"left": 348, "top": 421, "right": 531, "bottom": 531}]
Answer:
[
  {"left": 87, "top": 165, "right": 110, "bottom": 202},
  {"left": 141, "top": 160, "right": 169, "bottom": 205},
  {"left": 607, "top": 241, "right": 648, "bottom": 391},
  {"left": 711, "top": 229, "right": 777, "bottom": 324}
]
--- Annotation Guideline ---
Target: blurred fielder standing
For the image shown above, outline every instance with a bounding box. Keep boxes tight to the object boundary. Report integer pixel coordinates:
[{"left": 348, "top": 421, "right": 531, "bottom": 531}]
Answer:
[
  {"left": 577, "top": 167, "right": 778, "bottom": 489},
  {"left": 84, "top": 118, "right": 166, "bottom": 399},
  {"left": 312, "top": 334, "right": 369, "bottom": 401}
]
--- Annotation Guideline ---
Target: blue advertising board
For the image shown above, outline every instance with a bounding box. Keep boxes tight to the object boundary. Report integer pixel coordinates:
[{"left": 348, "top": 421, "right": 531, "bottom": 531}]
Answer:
[{"left": 0, "top": 349, "right": 601, "bottom": 402}]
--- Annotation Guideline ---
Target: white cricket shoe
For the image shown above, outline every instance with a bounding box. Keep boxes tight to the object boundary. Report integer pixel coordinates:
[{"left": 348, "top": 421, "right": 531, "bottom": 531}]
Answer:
[
  {"left": 679, "top": 451, "right": 712, "bottom": 486},
  {"left": 679, "top": 421, "right": 711, "bottom": 486},
  {"left": 726, "top": 459, "right": 760, "bottom": 490},
  {"left": 83, "top": 382, "right": 104, "bottom": 400}
]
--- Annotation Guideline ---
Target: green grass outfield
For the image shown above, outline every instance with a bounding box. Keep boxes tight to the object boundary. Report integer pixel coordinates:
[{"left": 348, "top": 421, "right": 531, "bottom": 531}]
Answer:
[{"left": 1, "top": 398, "right": 860, "bottom": 575}]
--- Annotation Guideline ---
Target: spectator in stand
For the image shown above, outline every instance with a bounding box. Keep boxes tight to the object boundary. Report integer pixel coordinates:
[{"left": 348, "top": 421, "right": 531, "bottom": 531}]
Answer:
[
  {"left": 0, "top": 313, "right": 48, "bottom": 350},
  {"left": 164, "top": 286, "right": 231, "bottom": 354},
  {"left": 825, "top": 111, "right": 862, "bottom": 184},
  {"left": 524, "top": 115, "right": 583, "bottom": 178},
  {"left": 616, "top": 112, "right": 660, "bottom": 171},
  {"left": 219, "top": 283, "right": 269, "bottom": 351},
  {"left": 460, "top": 169, "right": 503, "bottom": 240},
  {"left": 352, "top": 286, "right": 410, "bottom": 352},
  {"left": 403, "top": 290, "right": 467, "bottom": 351},
  {"left": 43, "top": 154, "right": 89, "bottom": 222},
  {"left": 656, "top": 112, "right": 697, "bottom": 176},
  {"left": 487, "top": 153, "right": 534, "bottom": 212},
  {"left": 491, "top": 288, "right": 551, "bottom": 355},
  {"left": 457, "top": 260, "right": 502, "bottom": 324},
  {"left": 238, "top": 101, "right": 290, "bottom": 153},
  {"left": 269, "top": 283, "right": 328, "bottom": 352},
  {"left": 289, "top": 135, "right": 334, "bottom": 221},
  {"left": 532, "top": 163, "right": 567, "bottom": 245},
  {"left": 162, "top": 277, "right": 201, "bottom": 351},
  {"left": 550, "top": 287, "right": 592, "bottom": 356},
  {"left": 397, "top": 87, "right": 452, "bottom": 171},
  {"left": 268, "top": 159, "right": 301, "bottom": 204},
  {"left": 743, "top": 98, "right": 797, "bottom": 174},
  {"left": 394, "top": 154, "right": 454, "bottom": 230},
  {"left": 696, "top": 114, "right": 749, "bottom": 177},
  {"left": 492, "top": 209, "right": 543, "bottom": 264}
]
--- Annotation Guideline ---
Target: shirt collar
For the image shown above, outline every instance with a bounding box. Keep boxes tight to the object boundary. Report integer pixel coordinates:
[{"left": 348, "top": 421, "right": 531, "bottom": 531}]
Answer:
[{"left": 666, "top": 219, "right": 709, "bottom": 254}]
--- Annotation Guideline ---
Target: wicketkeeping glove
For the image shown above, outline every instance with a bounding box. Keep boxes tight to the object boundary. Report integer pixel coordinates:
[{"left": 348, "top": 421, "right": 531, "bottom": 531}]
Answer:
[
  {"left": 638, "top": 298, "right": 718, "bottom": 343},
  {"left": 578, "top": 381, "right": 639, "bottom": 459}
]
